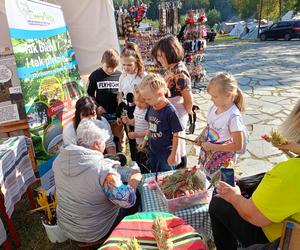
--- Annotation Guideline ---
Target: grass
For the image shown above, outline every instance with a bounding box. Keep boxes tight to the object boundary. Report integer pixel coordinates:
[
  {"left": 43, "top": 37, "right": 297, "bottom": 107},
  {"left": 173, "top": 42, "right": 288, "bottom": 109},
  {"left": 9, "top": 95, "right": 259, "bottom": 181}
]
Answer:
[{"left": 3, "top": 182, "right": 80, "bottom": 250}]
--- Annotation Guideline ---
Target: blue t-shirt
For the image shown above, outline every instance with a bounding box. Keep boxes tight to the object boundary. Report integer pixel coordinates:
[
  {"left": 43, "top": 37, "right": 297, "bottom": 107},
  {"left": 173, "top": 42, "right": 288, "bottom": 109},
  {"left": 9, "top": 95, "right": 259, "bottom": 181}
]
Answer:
[{"left": 145, "top": 102, "right": 183, "bottom": 156}]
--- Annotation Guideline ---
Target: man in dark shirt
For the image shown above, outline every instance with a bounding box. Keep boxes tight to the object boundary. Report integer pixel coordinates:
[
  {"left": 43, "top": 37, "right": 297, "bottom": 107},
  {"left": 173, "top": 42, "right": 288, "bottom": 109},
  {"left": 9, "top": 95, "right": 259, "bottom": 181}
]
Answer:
[{"left": 87, "top": 49, "right": 124, "bottom": 151}]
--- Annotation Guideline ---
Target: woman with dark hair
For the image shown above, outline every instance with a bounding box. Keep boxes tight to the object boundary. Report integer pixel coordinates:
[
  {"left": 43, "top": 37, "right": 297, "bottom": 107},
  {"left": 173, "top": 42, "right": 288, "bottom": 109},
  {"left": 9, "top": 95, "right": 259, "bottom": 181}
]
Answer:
[
  {"left": 63, "top": 96, "right": 116, "bottom": 155},
  {"left": 152, "top": 35, "right": 193, "bottom": 168}
]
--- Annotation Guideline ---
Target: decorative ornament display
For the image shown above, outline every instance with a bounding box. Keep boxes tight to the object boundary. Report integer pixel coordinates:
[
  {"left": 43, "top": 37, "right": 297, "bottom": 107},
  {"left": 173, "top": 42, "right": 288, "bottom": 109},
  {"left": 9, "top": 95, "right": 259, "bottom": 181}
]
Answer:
[
  {"left": 129, "top": 4, "right": 148, "bottom": 23},
  {"left": 181, "top": 9, "right": 208, "bottom": 86}
]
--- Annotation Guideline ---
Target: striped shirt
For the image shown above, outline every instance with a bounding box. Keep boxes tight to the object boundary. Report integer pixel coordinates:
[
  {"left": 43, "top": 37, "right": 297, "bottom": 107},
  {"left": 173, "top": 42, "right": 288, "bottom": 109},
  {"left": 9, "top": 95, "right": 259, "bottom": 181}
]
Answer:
[{"left": 134, "top": 106, "right": 148, "bottom": 144}]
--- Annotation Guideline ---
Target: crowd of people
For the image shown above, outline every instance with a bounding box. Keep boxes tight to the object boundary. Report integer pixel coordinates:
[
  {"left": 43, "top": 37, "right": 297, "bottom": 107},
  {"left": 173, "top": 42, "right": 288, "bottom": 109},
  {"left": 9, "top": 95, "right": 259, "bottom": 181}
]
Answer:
[{"left": 52, "top": 34, "right": 300, "bottom": 249}]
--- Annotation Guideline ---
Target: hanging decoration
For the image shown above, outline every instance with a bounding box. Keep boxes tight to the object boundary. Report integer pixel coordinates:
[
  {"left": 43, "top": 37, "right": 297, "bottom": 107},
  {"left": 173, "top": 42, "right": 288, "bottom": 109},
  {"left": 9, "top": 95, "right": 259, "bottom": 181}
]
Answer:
[
  {"left": 158, "top": 1, "right": 182, "bottom": 34},
  {"left": 181, "top": 9, "right": 208, "bottom": 87},
  {"left": 129, "top": 4, "right": 148, "bottom": 23}
]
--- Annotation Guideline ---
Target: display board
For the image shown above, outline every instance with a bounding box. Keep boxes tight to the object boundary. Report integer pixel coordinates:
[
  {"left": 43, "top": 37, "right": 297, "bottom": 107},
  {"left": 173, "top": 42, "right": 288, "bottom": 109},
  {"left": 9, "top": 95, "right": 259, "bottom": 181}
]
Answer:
[{"left": 5, "top": 0, "right": 85, "bottom": 163}]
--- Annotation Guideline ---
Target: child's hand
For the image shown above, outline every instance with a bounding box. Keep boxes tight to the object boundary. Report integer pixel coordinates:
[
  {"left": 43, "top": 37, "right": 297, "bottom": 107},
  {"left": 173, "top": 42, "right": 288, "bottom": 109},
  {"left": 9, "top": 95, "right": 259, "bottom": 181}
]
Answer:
[
  {"left": 117, "top": 118, "right": 123, "bottom": 126},
  {"left": 201, "top": 142, "right": 215, "bottom": 151},
  {"left": 127, "top": 118, "right": 135, "bottom": 126},
  {"left": 121, "top": 116, "right": 128, "bottom": 124},
  {"left": 138, "top": 140, "right": 147, "bottom": 151},
  {"left": 128, "top": 132, "right": 136, "bottom": 139},
  {"left": 167, "top": 152, "right": 177, "bottom": 166},
  {"left": 194, "top": 136, "right": 203, "bottom": 146}
]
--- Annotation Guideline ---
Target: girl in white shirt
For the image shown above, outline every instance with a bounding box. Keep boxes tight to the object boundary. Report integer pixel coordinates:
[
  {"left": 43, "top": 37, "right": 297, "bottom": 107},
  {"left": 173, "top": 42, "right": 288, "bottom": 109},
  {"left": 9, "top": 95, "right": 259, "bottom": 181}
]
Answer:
[
  {"left": 195, "top": 72, "right": 248, "bottom": 177},
  {"left": 117, "top": 42, "right": 145, "bottom": 162}
]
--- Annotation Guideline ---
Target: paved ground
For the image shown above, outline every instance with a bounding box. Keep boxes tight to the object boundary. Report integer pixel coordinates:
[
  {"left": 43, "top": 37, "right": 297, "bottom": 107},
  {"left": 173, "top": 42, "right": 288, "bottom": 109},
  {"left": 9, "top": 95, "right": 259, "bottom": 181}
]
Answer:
[{"left": 187, "top": 39, "right": 300, "bottom": 177}]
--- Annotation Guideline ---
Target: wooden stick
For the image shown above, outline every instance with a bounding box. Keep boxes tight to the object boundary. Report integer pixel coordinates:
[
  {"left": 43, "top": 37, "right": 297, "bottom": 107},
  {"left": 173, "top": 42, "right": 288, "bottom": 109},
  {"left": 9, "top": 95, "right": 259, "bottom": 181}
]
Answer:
[{"left": 173, "top": 135, "right": 196, "bottom": 143}]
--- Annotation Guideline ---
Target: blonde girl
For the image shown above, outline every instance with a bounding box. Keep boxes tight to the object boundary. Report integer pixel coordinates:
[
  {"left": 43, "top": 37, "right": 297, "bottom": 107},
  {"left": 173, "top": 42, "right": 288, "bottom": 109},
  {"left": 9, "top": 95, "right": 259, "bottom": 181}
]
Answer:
[
  {"left": 117, "top": 42, "right": 145, "bottom": 162},
  {"left": 139, "top": 74, "right": 183, "bottom": 172},
  {"left": 196, "top": 72, "right": 248, "bottom": 176}
]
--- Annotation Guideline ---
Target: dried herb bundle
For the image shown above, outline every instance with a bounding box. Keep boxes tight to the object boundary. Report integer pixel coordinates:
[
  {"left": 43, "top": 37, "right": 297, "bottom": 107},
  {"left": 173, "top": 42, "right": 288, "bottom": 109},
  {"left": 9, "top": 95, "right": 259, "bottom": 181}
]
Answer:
[
  {"left": 152, "top": 216, "right": 173, "bottom": 250},
  {"left": 119, "top": 237, "right": 141, "bottom": 250},
  {"left": 160, "top": 166, "right": 206, "bottom": 199},
  {"left": 207, "top": 170, "right": 221, "bottom": 189}
]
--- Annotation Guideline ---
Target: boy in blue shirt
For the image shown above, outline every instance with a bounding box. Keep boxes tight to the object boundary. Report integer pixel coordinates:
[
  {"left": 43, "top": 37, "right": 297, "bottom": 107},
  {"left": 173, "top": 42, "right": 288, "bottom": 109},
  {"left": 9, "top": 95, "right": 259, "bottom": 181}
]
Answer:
[{"left": 139, "top": 74, "right": 183, "bottom": 172}]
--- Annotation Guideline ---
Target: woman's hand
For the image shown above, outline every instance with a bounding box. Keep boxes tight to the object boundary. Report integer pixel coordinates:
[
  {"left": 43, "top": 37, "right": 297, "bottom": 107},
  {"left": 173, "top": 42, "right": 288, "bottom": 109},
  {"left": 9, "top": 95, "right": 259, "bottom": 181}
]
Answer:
[
  {"left": 216, "top": 181, "right": 241, "bottom": 204},
  {"left": 96, "top": 106, "right": 106, "bottom": 116},
  {"left": 128, "top": 172, "right": 142, "bottom": 189},
  {"left": 277, "top": 141, "right": 300, "bottom": 155}
]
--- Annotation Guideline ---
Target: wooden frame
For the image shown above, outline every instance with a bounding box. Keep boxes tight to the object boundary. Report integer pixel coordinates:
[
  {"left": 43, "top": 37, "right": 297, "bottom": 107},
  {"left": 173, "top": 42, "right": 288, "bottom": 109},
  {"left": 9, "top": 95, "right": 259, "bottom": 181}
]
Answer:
[{"left": 0, "top": 119, "right": 37, "bottom": 172}]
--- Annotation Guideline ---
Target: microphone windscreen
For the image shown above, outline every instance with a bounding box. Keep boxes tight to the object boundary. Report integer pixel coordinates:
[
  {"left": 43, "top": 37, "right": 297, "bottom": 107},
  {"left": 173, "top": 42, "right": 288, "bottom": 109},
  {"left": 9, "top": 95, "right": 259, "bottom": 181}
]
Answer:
[{"left": 126, "top": 92, "right": 134, "bottom": 103}]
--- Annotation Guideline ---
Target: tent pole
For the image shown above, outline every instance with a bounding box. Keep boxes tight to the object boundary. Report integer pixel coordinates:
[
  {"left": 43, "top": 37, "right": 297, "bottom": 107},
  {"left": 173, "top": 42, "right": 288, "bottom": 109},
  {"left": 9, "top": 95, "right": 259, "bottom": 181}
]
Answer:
[{"left": 257, "top": 0, "right": 263, "bottom": 39}]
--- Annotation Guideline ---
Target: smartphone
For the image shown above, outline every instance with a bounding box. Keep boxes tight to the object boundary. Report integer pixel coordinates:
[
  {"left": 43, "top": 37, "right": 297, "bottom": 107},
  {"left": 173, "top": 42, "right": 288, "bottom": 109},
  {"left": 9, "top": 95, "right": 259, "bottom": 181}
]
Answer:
[{"left": 220, "top": 168, "right": 235, "bottom": 187}]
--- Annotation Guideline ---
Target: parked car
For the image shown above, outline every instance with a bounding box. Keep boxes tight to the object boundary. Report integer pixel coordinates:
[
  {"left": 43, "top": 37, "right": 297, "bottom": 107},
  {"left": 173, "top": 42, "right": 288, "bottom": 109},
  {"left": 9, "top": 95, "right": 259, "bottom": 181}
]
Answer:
[{"left": 260, "top": 20, "right": 300, "bottom": 41}]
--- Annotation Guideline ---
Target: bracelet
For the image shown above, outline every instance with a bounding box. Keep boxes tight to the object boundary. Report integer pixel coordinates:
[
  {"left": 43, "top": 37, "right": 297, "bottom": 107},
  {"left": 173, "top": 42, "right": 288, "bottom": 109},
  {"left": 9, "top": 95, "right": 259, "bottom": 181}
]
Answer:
[{"left": 144, "top": 135, "right": 149, "bottom": 141}]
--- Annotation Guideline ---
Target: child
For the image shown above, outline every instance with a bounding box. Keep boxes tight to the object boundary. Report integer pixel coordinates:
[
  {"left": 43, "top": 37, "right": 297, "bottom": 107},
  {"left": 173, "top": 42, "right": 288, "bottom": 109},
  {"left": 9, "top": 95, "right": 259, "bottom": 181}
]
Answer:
[
  {"left": 117, "top": 42, "right": 145, "bottom": 162},
  {"left": 87, "top": 49, "right": 123, "bottom": 151},
  {"left": 195, "top": 72, "right": 248, "bottom": 177},
  {"left": 139, "top": 74, "right": 183, "bottom": 173},
  {"left": 126, "top": 88, "right": 150, "bottom": 173}
]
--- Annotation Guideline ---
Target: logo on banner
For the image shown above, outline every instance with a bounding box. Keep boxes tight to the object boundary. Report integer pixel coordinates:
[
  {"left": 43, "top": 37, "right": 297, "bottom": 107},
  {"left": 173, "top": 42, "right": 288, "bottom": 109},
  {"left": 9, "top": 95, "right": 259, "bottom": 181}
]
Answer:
[{"left": 17, "top": 0, "right": 55, "bottom": 26}]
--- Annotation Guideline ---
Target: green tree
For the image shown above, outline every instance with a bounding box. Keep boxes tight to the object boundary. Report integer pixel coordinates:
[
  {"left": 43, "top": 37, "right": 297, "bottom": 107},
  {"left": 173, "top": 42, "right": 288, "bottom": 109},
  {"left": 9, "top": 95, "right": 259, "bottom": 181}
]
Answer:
[
  {"left": 231, "top": 0, "right": 259, "bottom": 19},
  {"left": 206, "top": 8, "right": 221, "bottom": 27}
]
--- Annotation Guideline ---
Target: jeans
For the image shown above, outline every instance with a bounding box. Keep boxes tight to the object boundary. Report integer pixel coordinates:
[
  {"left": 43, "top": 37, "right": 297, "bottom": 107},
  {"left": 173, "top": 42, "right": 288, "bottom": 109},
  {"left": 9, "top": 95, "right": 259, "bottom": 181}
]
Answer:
[
  {"left": 209, "top": 196, "right": 269, "bottom": 250},
  {"left": 149, "top": 150, "right": 173, "bottom": 173}
]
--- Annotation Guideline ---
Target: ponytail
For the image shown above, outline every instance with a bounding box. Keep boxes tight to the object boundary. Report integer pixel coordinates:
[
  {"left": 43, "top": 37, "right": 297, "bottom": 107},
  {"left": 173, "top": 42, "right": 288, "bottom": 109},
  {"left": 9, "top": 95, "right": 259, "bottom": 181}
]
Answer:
[
  {"left": 234, "top": 87, "right": 245, "bottom": 112},
  {"left": 121, "top": 42, "right": 144, "bottom": 77}
]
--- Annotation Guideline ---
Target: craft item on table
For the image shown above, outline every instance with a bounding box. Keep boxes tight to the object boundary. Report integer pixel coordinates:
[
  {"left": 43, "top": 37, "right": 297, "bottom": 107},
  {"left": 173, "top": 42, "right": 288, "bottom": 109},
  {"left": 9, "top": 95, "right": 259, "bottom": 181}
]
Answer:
[
  {"left": 152, "top": 216, "right": 173, "bottom": 250},
  {"left": 159, "top": 166, "right": 205, "bottom": 199}
]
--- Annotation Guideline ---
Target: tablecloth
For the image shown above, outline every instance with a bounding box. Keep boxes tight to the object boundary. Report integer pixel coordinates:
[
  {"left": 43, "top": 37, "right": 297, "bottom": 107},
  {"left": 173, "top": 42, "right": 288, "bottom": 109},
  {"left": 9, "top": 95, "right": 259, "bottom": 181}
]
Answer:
[
  {"left": 0, "top": 136, "right": 36, "bottom": 217},
  {"left": 139, "top": 172, "right": 213, "bottom": 240},
  {"left": 99, "top": 212, "right": 206, "bottom": 250}
]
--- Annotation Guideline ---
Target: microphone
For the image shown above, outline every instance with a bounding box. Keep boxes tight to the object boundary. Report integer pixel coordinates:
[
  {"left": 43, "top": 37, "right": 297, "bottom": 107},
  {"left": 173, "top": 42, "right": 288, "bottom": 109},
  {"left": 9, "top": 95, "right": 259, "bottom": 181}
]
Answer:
[{"left": 126, "top": 93, "right": 135, "bottom": 120}]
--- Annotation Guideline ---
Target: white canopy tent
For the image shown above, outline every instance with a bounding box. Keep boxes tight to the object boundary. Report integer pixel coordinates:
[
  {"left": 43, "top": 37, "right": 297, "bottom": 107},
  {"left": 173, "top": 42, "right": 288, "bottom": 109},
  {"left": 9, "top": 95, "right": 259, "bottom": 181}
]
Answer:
[{"left": 0, "top": 0, "right": 119, "bottom": 76}]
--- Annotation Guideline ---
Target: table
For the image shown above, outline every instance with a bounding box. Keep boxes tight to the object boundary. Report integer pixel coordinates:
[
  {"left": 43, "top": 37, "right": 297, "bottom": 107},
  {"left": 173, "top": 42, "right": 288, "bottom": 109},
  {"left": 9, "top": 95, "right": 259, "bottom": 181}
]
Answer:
[
  {"left": 139, "top": 172, "right": 213, "bottom": 240},
  {"left": 0, "top": 136, "right": 37, "bottom": 248}
]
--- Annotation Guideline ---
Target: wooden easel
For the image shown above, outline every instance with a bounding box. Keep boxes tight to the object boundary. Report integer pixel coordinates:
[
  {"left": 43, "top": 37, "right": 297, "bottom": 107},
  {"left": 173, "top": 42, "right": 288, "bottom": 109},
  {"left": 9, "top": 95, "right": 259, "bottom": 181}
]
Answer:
[{"left": 0, "top": 119, "right": 37, "bottom": 172}]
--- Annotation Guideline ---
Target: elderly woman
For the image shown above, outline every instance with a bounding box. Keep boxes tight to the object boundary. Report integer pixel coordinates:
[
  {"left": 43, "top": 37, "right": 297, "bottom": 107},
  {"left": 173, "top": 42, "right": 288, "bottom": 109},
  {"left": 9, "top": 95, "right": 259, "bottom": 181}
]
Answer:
[
  {"left": 209, "top": 100, "right": 300, "bottom": 249},
  {"left": 63, "top": 96, "right": 116, "bottom": 154},
  {"left": 53, "top": 119, "right": 142, "bottom": 243}
]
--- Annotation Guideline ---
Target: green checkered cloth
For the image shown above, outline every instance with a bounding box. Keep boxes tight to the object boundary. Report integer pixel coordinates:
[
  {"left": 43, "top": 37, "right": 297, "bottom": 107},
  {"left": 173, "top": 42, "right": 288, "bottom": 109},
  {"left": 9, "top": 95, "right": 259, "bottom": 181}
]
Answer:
[{"left": 139, "top": 172, "right": 213, "bottom": 240}]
